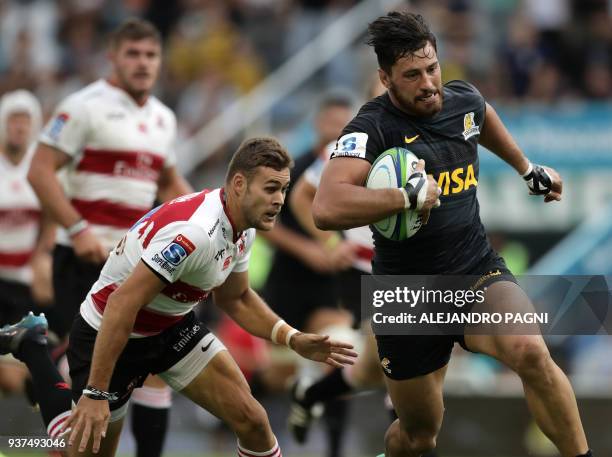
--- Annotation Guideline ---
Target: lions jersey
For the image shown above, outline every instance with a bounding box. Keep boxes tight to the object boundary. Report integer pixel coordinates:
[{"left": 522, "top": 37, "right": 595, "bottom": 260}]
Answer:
[
  {"left": 39, "top": 79, "right": 177, "bottom": 251},
  {"left": 80, "top": 188, "right": 255, "bottom": 337},
  {"left": 331, "top": 80, "right": 492, "bottom": 274},
  {"left": 0, "top": 147, "right": 41, "bottom": 284}
]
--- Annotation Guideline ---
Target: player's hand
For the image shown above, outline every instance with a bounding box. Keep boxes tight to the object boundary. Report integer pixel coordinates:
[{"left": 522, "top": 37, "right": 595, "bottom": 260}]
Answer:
[
  {"left": 62, "top": 396, "right": 110, "bottom": 454},
  {"left": 29, "top": 251, "right": 54, "bottom": 305},
  {"left": 289, "top": 332, "right": 358, "bottom": 368},
  {"left": 72, "top": 229, "right": 108, "bottom": 264},
  {"left": 522, "top": 163, "right": 562, "bottom": 203},
  {"left": 543, "top": 166, "right": 562, "bottom": 202},
  {"left": 301, "top": 241, "right": 335, "bottom": 273},
  {"left": 328, "top": 240, "right": 358, "bottom": 271},
  {"left": 404, "top": 160, "right": 441, "bottom": 214}
]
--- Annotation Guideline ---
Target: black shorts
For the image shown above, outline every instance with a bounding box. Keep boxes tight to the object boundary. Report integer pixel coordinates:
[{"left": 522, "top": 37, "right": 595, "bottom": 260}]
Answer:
[
  {"left": 262, "top": 263, "right": 339, "bottom": 330},
  {"left": 52, "top": 245, "right": 104, "bottom": 338},
  {"left": 0, "top": 279, "right": 35, "bottom": 326},
  {"left": 375, "top": 252, "right": 516, "bottom": 380},
  {"left": 67, "top": 311, "right": 210, "bottom": 413}
]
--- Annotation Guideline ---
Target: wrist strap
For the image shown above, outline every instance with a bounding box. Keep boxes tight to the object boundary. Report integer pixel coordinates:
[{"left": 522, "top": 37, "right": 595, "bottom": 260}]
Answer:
[
  {"left": 521, "top": 162, "right": 534, "bottom": 178},
  {"left": 82, "top": 385, "right": 118, "bottom": 401},
  {"left": 67, "top": 219, "right": 89, "bottom": 238},
  {"left": 270, "top": 319, "right": 286, "bottom": 345},
  {"left": 285, "top": 329, "right": 299, "bottom": 347}
]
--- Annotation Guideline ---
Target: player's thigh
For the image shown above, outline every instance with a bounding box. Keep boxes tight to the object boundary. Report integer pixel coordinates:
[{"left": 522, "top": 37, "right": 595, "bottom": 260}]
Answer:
[
  {"left": 179, "top": 350, "right": 269, "bottom": 428},
  {"left": 465, "top": 280, "right": 548, "bottom": 365},
  {"left": 385, "top": 364, "right": 447, "bottom": 436},
  {"left": 66, "top": 417, "right": 124, "bottom": 457},
  {"left": 0, "top": 359, "right": 28, "bottom": 392}
]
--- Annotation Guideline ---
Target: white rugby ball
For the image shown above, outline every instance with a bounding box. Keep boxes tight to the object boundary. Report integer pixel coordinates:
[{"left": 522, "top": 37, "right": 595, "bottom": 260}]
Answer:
[{"left": 366, "top": 147, "right": 423, "bottom": 240}]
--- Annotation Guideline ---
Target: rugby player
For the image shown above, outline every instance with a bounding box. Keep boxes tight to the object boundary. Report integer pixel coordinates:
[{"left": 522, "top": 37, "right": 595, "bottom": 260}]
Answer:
[
  {"left": 0, "top": 90, "right": 53, "bottom": 396},
  {"left": 28, "top": 19, "right": 192, "bottom": 457},
  {"left": 0, "top": 137, "right": 357, "bottom": 457},
  {"left": 313, "top": 12, "right": 591, "bottom": 457}
]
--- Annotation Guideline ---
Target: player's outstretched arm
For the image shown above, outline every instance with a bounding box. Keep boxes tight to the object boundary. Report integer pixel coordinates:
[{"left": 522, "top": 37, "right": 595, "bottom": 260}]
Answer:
[
  {"left": 62, "top": 261, "right": 166, "bottom": 453},
  {"left": 479, "top": 102, "right": 563, "bottom": 202},
  {"left": 213, "top": 271, "right": 357, "bottom": 368}
]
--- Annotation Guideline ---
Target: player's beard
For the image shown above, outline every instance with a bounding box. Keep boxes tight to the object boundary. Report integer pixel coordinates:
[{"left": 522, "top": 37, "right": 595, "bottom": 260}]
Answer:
[
  {"left": 115, "top": 67, "right": 152, "bottom": 102},
  {"left": 389, "top": 82, "right": 443, "bottom": 118}
]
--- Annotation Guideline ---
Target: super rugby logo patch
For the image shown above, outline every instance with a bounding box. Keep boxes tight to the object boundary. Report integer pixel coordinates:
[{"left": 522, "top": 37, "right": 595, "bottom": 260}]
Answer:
[
  {"left": 47, "top": 112, "right": 70, "bottom": 141},
  {"left": 161, "top": 234, "right": 196, "bottom": 266}
]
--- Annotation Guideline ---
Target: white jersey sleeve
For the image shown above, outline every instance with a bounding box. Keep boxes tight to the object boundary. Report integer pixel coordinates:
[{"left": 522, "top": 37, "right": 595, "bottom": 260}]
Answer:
[
  {"left": 232, "top": 229, "right": 255, "bottom": 273},
  {"left": 304, "top": 141, "right": 335, "bottom": 188},
  {"left": 39, "top": 95, "right": 90, "bottom": 157},
  {"left": 141, "top": 222, "right": 212, "bottom": 283}
]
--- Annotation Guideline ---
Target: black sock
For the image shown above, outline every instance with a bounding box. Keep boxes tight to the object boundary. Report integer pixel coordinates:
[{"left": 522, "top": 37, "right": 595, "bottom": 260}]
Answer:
[
  {"left": 17, "top": 339, "right": 72, "bottom": 428},
  {"left": 577, "top": 450, "right": 593, "bottom": 457},
  {"left": 131, "top": 403, "right": 169, "bottom": 457},
  {"left": 323, "top": 398, "right": 348, "bottom": 457},
  {"left": 303, "top": 369, "right": 353, "bottom": 408}
]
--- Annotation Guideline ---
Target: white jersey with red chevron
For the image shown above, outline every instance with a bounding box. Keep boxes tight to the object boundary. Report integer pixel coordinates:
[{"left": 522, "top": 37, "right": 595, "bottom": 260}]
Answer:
[
  {"left": 39, "top": 79, "right": 177, "bottom": 251},
  {"left": 80, "top": 188, "right": 255, "bottom": 337},
  {"left": 0, "top": 147, "right": 41, "bottom": 284}
]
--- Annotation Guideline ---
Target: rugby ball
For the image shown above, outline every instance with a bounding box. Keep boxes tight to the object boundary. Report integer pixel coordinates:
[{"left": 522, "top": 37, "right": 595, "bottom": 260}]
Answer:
[{"left": 366, "top": 147, "right": 423, "bottom": 240}]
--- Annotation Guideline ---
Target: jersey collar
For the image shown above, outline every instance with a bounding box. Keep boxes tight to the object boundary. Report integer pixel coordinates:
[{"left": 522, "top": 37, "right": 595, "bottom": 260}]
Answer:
[{"left": 219, "top": 187, "right": 241, "bottom": 243}]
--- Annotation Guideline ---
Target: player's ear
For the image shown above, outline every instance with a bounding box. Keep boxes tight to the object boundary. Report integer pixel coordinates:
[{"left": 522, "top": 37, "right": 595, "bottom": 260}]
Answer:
[
  {"left": 232, "top": 172, "right": 247, "bottom": 197},
  {"left": 378, "top": 68, "right": 391, "bottom": 89}
]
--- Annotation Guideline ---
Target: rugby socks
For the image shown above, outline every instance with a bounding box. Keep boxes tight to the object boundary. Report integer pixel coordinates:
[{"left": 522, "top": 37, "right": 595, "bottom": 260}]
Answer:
[
  {"left": 16, "top": 339, "right": 72, "bottom": 435},
  {"left": 131, "top": 386, "right": 172, "bottom": 457},
  {"left": 237, "top": 437, "right": 281, "bottom": 457},
  {"left": 577, "top": 451, "right": 593, "bottom": 457},
  {"left": 302, "top": 368, "right": 353, "bottom": 408},
  {"left": 323, "top": 398, "right": 349, "bottom": 457}
]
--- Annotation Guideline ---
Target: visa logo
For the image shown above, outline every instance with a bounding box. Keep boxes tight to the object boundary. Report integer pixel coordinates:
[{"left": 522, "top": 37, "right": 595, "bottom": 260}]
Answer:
[{"left": 436, "top": 164, "right": 478, "bottom": 196}]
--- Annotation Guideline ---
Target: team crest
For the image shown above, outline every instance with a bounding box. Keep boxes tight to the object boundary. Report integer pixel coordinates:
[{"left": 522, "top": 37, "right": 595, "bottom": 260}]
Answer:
[
  {"left": 462, "top": 112, "right": 480, "bottom": 140},
  {"left": 381, "top": 357, "right": 392, "bottom": 374}
]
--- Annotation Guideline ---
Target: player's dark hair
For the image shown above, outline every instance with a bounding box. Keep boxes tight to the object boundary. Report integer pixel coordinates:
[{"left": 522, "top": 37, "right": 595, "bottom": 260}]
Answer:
[
  {"left": 367, "top": 12, "right": 437, "bottom": 74},
  {"left": 226, "top": 137, "right": 293, "bottom": 184},
  {"left": 109, "top": 18, "right": 161, "bottom": 49}
]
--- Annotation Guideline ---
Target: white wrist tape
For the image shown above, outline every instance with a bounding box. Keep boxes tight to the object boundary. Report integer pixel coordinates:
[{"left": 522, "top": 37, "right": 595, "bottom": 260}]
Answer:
[
  {"left": 285, "top": 328, "right": 299, "bottom": 347},
  {"left": 270, "top": 319, "right": 286, "bottom": 345},
  {"left": 67, "top": 219, "right": 89, "bottom": 238}
]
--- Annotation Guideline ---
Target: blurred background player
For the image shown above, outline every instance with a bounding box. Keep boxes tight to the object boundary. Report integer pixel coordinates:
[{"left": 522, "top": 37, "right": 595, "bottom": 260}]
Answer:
[
  {"left": 314, "top": 11, "right": 592, "bottom": 457},
  {"left": 0, "top": 89, "right": 54, "bottom": 398},
  {"left": 259, "top": 93, "right": 359, "bottom": 457},
  {"left": 27, "top": 19, "right": 192, "bottom": 457}
]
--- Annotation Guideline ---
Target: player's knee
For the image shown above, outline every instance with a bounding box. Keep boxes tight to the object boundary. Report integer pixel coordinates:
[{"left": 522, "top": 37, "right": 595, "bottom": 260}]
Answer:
[
  {"left": 385, "top": 420, "right": 437, "bottom": 456},
  {"left": 229, "top": 396, "right": 270, "bottom": 438},
  {"left": 507, "top": 339, "right": 552, "bottom": 380}
]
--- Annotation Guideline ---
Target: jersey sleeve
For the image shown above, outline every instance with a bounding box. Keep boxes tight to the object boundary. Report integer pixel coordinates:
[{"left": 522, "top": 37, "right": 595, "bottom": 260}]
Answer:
[
  {"left": 303, "top": 141, "right": 334, "bottom": 188},
  {"left": 39, "top": 95, "right": 90, "bottom": 157},
  {"left": 232, "top": 229, "right": 256, "bottom": 273},
  {"left": 330, "top": 115, "right": 383, "bottom": 164},
  {"left": 141, "top": 222, "right": 211, "bottom": 283}
]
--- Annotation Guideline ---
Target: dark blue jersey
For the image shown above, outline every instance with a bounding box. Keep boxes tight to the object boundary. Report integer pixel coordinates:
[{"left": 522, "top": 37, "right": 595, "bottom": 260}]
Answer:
[{"left": 331, "top": 80, "right": 492, "bottom": 274}]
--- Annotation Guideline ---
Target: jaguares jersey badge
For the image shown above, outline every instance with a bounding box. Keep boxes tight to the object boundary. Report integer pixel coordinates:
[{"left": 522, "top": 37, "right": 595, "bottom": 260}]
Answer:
[{"left": 462, "top": 112, "right": 480, "bottom": 140}]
